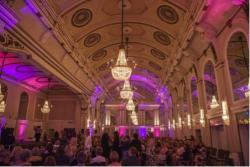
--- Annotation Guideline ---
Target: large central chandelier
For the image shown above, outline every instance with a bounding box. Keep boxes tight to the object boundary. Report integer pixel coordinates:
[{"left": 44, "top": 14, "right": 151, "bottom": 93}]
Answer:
[
  {"left": 120, "top": 80, "right": 133, "bottom": 99},
  {"left": 111, "top": 0, "right": 131, "bottom": 81},
  {"left": 126, "top": 98, "right": 135, "bottom": 111}
]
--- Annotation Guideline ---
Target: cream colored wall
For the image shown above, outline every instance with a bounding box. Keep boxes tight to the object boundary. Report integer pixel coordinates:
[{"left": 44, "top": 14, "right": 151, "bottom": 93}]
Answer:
[{"left": 0, "top": 79, "right": 82, "bottom": 140}]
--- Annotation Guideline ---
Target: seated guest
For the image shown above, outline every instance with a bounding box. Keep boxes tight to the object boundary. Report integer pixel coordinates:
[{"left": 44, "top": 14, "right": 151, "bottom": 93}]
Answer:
[
  {"left": 42, "top": 143, "right": 56, "bottom": 159},
  {"left": 44, "top": 156, "right": 56, "bottom": 166},
  {"left": 29, "top": 147, "right": 43, "bottom": 166},
  {"left": 10, "top": 146, "right": 23, "bottom": 165},
  {"left": 130, "top": 133, "right": 142, "bottom": 153},
  {"left": 0, "top": 150, "right": 10, "bottom": 165},
  {"left": 122, "top": 146, "right": 141, "bottom": 166},
  {"left": 90, "top": 146, "right": 106, "bottom": 165},
  {"left": 55, "top": 146, "right": 70, "bottom": 165},
  {"left": 76, "top": 151, "right": 86, "bottom": 166},
  {"left": 109, "top": 151, "right": 121, "bottom": 166},
  {"left": 15, "top": 149, "right": 31, "bottom": 166}
]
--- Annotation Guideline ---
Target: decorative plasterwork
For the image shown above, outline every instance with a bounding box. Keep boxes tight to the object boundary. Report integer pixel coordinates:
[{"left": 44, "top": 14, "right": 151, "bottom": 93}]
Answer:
[
  {"left": 0, "top": 32, "right": 24, "bottom": 50},
  {"left": 71, "top": 8, "right": 92, "bottom": 27}
]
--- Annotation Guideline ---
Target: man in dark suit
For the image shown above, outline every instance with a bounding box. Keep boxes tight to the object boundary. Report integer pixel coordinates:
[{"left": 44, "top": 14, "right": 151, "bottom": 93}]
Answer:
[{"left": 122, "top": 146, "right": 141, "bottom": 166}]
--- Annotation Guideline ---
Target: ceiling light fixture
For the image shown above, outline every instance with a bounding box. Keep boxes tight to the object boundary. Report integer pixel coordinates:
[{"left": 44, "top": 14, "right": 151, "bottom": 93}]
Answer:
[
  {"left": 208, "top": 64, "right": 219, "bottom": 109},
  {"left": 41, "top": 77, "right": 52, "bottom": 114},
  {"left": 126, "top": 97, "right": 135, "bottom": 111},
  {"left": 111, "top": 0, "right": 131, "bottom": 81},
  {"left": 120, "top": 79, "right": 133, "bottom": 99}
]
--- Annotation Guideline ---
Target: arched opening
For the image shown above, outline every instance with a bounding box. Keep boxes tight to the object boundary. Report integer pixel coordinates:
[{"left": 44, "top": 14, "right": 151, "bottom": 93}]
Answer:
[
  {"left": 227, "top": 32, "right": 249, "bottom": 101},
  {"left": 204, "top": 61, "right": 219, "bottom": 109},
  {"left": 191, "top": 76, "right": 199, "bottom": 114},
  {"left": 17, "top": 92, "right": 29, "bottom": 120}
]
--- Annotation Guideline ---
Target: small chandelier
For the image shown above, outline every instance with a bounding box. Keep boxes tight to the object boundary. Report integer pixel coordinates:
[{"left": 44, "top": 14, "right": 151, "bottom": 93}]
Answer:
[
  {"left": 210, "top": 95, "right": 219, "bottom": 109},
  {"left": 41, "top": 100, "right": 52, "bottom": 114},
  {"left": 41, "top": 77, "right": 52, "bottom": 114},
  {"left": 111, "top": 0, "right": 132, "bottom": 81},
  {"left": 120, "top": 80, "right": 133, "bottom": 99},
  {"left": 126, "top": 98, "right": 135, "bottom": 111}
]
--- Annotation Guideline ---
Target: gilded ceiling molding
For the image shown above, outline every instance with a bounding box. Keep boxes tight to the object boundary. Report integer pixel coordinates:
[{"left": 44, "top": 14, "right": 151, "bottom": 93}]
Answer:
[
  {"left": 0, "top": 31, "right": 24, "bottom": 50},
  {"left": 157, "top": 5, "right": 179, "bottom": 24}
]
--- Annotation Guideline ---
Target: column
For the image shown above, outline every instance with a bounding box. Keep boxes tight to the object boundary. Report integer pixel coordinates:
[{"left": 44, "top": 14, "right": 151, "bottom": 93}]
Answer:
[
  {"left": 197, "top": 78, "right": 211, "bottom": 146},
  {"left": 154, "top": 110, "right": 159, "bottom": 126},
  {"left": 215, "top": 62, "right": 241, "bottom": 152}
]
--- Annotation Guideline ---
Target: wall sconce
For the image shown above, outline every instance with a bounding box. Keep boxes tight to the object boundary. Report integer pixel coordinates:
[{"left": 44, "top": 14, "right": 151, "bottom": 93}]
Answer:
[
  {"left": 168, "top": 120, "right": 171, "bottom": 130},
  {"left": 178, "top": 116, "right": 182, "bottom": 128},
  {"left": 172, "top": 119, "right": 175, "bottom": 130},
  {"left": 200, "top": 109, "right": 205, "bottom": 127},
  {"left": 87, "top": 118, "right": 90, "bottom": 128},
  {"left": 222, "top": 100, "right": 230, "bottom": 125},
  {"left": 187, "top": 114, "right": 191, "bottom": 128}
]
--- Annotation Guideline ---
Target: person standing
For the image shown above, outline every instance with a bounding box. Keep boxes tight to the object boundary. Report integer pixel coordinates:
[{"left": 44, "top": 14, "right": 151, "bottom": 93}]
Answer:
[
  {"left": 34, "top": 127, "right": 42, "bottom": 142},
  {"left": 84, "top": 129, "right": 92, "bottom": 154}
]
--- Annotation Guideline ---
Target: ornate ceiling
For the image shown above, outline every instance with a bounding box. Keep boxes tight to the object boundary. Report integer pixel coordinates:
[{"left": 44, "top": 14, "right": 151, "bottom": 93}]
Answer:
[
  {"left": 45, "top": 0, "right": 193, "bottom": 101},
  {"left": 0, "top": 0, "right": 245, "bottom": 103}
]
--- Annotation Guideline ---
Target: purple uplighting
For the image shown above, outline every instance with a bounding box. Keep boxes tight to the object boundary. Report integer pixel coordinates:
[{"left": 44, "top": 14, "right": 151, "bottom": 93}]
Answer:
[
  {"left": 91, "top": 85, "right": 103, "bottom": 104},
  {"left": 17, "top": 120, "right": 27, "bottom": 141},
  {"left": 139, "top": 126, "right": 146, "bottom": 139},
  {"left": 154, "top": 127, "right": 160, "bottom": 138},
  {"left": 119, "top": 126, "right": 126, "bottom": 137}
]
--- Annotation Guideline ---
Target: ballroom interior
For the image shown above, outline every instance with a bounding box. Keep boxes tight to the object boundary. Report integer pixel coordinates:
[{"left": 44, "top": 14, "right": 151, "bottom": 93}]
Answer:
[{"left": 0, "top": 0, "right": 249, "bottom": 166}]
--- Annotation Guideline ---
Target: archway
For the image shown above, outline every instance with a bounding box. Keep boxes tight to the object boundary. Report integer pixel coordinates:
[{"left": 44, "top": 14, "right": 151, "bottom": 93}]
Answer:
[{"left": 227, "top": 32, "right": 249, "bottom": 101}]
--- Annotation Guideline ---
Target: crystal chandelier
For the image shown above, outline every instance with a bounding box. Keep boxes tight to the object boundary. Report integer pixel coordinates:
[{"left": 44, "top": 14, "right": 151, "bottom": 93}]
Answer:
[
  {"left": 111, "top": 0, "right": 131, "bottom": 81},
  {"left": 41, "top": 100, "right": 52, "bottom": 114},
  {"left": 41, "top": 78, "right": 52, "bottom": 114},
  {"left": 126, "top": 98, "right": 135, "bottom": 111},
  {"left": 131, "top": 110, "right": 138, "bottom": 125},
  {"left": 208, "top": 64, "right": 219, "bottom": 109},
  {"left": 120, "top": 80, "right": 133, "bottom": 99},
  {"left": 210, "top": 95, "right": 219, "bottom": 109}
]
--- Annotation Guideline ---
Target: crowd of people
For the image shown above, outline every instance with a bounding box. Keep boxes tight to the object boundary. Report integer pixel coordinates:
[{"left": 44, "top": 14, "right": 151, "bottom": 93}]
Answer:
[{"left": 0, "top": 129, "right": 207, "bottom": 166}]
